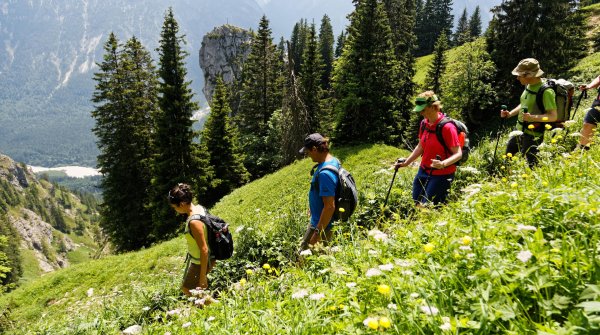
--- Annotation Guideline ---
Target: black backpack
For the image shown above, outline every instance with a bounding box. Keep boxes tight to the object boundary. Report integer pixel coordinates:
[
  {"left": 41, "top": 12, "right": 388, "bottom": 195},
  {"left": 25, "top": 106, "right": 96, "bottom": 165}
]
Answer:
[
  {"left": 188, "top": 213, "right": 233, "bottom": 260},
  {"left": 313, "top": 160, "right": 358, "bottom": 221},
  {"left": 420, "top": 117, "right": 470, "bottom": 166}
]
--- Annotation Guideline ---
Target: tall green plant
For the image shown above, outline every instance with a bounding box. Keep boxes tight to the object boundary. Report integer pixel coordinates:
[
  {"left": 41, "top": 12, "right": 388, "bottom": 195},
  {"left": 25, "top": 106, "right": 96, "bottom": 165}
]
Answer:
[
  {"left": 150, "top": 8, "right": 201, "bottom": 242},
  {"left": 333, "top": 0, "right": 404, "bottom": 144},
  {"left": 453, "top": 8, "right": 470, "bottom": 46},
  {"left": 469, "top": 5, "right": 482, "bottom": 39},
  {"left": 92, "top": 34, "right": 157, "bottom": 251},
  {"left": 300, "top": 23, "right": 323, "bottom": 133},
  {"left": 425, "top": 32, "right": 449, "bottom": 95},
  {"left": 237, "top": 15, "right": 284, "bottom": 178},
  {"left": 201, "top": 78, "right": 249, "bottom": 207},
  {"left": 318, "top": 15, "right": 335, "bottom": 91}
]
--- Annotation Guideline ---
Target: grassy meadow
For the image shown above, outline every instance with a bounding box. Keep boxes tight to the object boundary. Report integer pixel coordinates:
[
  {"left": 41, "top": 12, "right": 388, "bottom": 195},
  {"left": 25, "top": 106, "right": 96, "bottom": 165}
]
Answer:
[{"left": 2, "top": 39, "right": 600, "bottom": 335}]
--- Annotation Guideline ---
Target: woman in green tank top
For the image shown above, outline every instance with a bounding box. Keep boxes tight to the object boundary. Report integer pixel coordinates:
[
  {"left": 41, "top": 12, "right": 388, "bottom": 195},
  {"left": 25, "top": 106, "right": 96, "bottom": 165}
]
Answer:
[{"left": 168, "top": 183, "right": 216, "bottom": 296}]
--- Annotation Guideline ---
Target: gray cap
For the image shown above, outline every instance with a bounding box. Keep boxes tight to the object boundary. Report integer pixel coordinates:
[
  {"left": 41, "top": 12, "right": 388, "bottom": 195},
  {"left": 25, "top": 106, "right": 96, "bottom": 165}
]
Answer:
[{"left": 299, "top": 133, "right": 325, "bottom": 154}]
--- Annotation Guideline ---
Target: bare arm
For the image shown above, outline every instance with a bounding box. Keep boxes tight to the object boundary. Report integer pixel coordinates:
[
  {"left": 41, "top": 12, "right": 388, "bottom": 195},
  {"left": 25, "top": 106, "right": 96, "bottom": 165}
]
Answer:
[
  {"left": 501, "top": 104, "right": 521, "bottom": 118},
  {"left": 190, "top": 220, "right": 210, "bottom": 289},
  {"left": 395, "top": 142, "right": 424, "bottom": 168},
  {"left": 309, "top": 196, "right": 335, "bottom": 245}
]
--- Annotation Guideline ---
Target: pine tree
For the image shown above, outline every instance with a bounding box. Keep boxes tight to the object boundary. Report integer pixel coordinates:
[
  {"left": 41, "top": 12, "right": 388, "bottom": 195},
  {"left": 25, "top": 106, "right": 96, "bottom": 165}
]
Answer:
[
  {"left": 335, "top": 31, "right": 346, "bottom": 58},
  {"left": 0, "top": 213, "right": 22, "bottom": 291},
  {"left": 278, "top": 40, "right": 311, "bottom": 165},
  {"left": 91, "top": 34, "right": 158, "bottom": 251},
  {"left": 333, "top": 0, "right": 403, "bottom": 144},
  {"left": 382, "top": 0, "right": 417, "bottom": 132},
  {"left": 290, "top": 19, "right": 309, "bottom": 76},
  {"left": 425, "top": 32, "right": 448, "bottom": 95},
  {"left": 150, "top": 8, "right": 201, "bottom": 242},
  {"left": 415, "top": 0, "right": 453, "bottom": 56},
  {"left": 301, "top": 23, "right": 324, "bottom": 133},
  {"left": 236, "top": 15, "right": 284, "bottom": 178},
  {"left": 468, "top": 6, "right": 482, "bottom": 39},
  {"left": 487, "top": 0, "right": 585, "bottom": 100},
  {"left": 453, "top": 8, "right": 470, "bottom": 46},
  {"left": 201, "top": 78, "right": 249, "bottom": 207},
  {"left": 318, "top": 15, "right": 335, "bottom": 90}
]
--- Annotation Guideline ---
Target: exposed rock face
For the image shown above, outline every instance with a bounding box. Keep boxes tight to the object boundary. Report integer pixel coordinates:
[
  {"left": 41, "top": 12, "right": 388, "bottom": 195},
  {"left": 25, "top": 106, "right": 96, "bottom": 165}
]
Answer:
[
  {"left": 199, "top": 25, "right": 252, "bottom": 103},
  {"left": 10, "top": 209, "right": 77, "bottom": 272},
  {"left": 0, "top": 153, "right": 30, "bottom": 191}
]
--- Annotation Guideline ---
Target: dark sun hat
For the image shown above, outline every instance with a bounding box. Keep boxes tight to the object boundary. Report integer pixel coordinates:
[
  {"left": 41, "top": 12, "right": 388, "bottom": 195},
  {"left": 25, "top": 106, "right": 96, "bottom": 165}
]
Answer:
[{"left": 299, "top": 133, "right": 325, "bottom": 154}]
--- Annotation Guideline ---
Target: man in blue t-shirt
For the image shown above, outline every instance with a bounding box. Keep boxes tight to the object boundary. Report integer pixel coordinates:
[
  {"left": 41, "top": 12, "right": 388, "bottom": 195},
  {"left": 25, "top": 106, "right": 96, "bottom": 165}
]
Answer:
[{"left": 299, "top": 133, "right": 339, "bottom": 250}]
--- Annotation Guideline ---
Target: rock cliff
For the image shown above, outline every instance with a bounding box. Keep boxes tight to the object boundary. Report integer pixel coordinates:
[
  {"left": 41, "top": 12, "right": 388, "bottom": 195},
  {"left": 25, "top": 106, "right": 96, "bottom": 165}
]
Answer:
[{"left": 199, "top": 25, "right": 252, "bottom": 103}]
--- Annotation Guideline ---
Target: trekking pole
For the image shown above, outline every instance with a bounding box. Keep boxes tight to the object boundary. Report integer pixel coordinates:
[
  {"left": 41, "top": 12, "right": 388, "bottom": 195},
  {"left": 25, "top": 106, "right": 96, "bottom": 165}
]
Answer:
[
  {"left": 492, "top": 105, "right": 508, "bottom": 161},
  {"left": 384, "top": 158, "right": 405, "bottom": 207},
  {"left": 570, "top": 90, "right": 587, "bottom": 121},
  {"left": 423, "top": 155, "right": 441, "bottom": 203}
]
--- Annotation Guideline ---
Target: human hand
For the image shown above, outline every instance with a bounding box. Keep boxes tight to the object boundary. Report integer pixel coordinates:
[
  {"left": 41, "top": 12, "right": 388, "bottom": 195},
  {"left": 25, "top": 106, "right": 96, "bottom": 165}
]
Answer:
[
  {"left": 579, "top": 84, "right": 588, "bottom": 91},
  {"left": 430, "top": 159, "right": 445, "bottom": 169},
  {"left": 198, "top": 277, "right": 208, "bottom": 289},
  {"left": 522, "top": 112, "right": 533, "bottom": 122},
  {"left": 500, "top": 109, "right": 510, "bottom": 118},
  {"left": 393, "top": 158, "right": 407, "bottom": 170}
]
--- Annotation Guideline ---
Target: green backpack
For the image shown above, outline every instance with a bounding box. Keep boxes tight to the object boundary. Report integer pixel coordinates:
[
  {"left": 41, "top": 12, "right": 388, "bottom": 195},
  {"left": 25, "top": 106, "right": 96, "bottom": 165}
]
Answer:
[{"left": 534, "top": 78, "right": 575, "bottom": 128}]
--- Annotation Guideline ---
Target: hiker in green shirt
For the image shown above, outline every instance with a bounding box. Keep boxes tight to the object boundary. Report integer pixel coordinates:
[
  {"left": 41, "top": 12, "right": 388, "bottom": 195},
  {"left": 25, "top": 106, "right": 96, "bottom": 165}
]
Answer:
[
  {"left": 500, "top": 58, "right": 557, "bottom": 167},
  {"left": 168, "top": 183, "right": 216, "bottom": 295}
]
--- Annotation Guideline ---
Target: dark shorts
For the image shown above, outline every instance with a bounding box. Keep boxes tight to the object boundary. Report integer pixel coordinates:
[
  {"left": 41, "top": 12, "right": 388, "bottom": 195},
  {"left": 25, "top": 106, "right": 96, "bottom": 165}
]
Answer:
[
  {"left": 300, "top": 224, "right": 333, "bottom": 250},
  {"left": 182, "top": 262, "right": 202, "bottom": 290},
  {"left": 506, "top": 132, "right": 542, "bottom": 167},
  {"left": 412, "top": 167, "right": 454, "bottom": 205},
  {"left": 583, "top": 104, "right": 600, "bottom": 126}
]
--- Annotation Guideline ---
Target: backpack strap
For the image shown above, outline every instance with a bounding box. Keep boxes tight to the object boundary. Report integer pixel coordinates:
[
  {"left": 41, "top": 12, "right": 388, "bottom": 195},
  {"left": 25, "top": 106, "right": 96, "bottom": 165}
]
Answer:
[
  {"left": 535, "top": 81, "right": 553, "bottom": 114},
  {"left": 186, "top": 207, "right": 207, "bottom": 238},
  {"left": 313, "top": 159, "right": 341, "bottom": 189},
  {"left": 434, "top": 117, "right": 452, "bottom": 158}
]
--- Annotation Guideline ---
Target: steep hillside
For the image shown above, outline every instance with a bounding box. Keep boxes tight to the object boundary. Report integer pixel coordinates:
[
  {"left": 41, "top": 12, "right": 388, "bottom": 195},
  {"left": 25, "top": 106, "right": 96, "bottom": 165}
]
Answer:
[
  {"left": 1, "top": 103, "right": 599, "bottom": 335},
  {"left": 0, "top": 153, "right": 101, "bottom": 288}
]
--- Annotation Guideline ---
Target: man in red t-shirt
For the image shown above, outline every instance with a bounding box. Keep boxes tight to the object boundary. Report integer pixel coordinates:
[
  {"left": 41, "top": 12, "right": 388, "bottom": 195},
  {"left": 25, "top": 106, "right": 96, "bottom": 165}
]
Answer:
[{"left": 394, "top": 91, "right": 462, "bottom": 206}]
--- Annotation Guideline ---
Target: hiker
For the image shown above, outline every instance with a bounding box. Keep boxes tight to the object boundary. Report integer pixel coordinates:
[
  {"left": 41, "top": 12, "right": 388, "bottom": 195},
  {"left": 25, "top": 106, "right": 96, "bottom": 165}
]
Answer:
[
  {"left": 576, "top": 75, "right": 600, "bottom": 150},
  {"left": 394, "top": 91, "right": 462, "bottom": 206},
  {"left": 299, "top": 133, "right": 338, "bottom": 249},
  {"left": 500, "top": 58, "right": 557, "bottom": 167},
  {"left": 168, "top": 183, "right": 216, "bottom": 295}
]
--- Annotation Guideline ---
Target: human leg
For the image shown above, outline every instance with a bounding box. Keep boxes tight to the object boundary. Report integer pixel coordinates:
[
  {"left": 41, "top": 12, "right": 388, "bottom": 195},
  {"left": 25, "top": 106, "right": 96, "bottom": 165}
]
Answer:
[
  {"left": 506, "top": 134, "right": 521, "bottom": 157},
  {"left": 424, "top": 173, "right": 455, "bottom": 205},
  {"left": 411, "top": 172, "right": 428, "bottom": 205},
  {"left": 521, "top": 134, "right": 542, "bottom": 168}
]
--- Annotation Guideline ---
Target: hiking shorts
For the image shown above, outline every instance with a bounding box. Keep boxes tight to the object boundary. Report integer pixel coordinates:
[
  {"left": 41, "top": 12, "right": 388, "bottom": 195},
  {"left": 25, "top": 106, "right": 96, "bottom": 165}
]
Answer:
[
  {"left": 300, "top": 224, "right": 333, "bottom": 250},
  {"left": 412, "top": 167, "right": 454, "bottom": 206},
  {"left": 182, "top": 261, "right": 202, "bottom": 291},
  {"left": 583, "top": 103, "right": 600, "bottom": 126}
]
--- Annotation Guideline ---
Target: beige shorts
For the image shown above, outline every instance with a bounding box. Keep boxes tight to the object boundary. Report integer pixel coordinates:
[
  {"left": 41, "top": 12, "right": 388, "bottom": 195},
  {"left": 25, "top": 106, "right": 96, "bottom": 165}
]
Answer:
[{"left": 182, "top": 262, "right": 202, "bottom": 290}]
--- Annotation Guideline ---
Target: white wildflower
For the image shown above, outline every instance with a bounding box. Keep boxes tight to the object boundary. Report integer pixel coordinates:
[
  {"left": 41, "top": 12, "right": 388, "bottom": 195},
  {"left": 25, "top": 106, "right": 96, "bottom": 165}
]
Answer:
[
  {"left": 508, "top": 130, "right": 524, "bottom": 138},
  {"left": 368, "top": 249, "right": 379, "bottom": 256},
  {"left": 537, "top": 143, "right": 548, "bottom": 150},
  {"left": 466, "top": 253, "right": 476, "bottom": 259},
  {"left": 462, "top": 184, "right": 482, "bottom": 198},
  {"left": 378, "top": 263, "right": 394, "bottom": 271},
  {"left": 569, "top": 132, "right": 582, "bottom": 137},
  {"left": 86, "top": 288, "right": 94, "bottom": 297},
  {"left": 142, "top": 306, "right": 150, "bottom": 311},
  {"left": 459, "top": 245, "right": 472, "bottom": 251},
  {"left": 207, "top": 316, "right": 215, "bottom": 322},
  {"left": 467, "top": 275, "right": 476, "bottom": 281},
  {"left": 122, "top": 325, "right": 142, "bottom": 335},
  {"left": 373, "top": 232, "right": 389, "bottom": 242},
  {"left": 564, "top": 120, "right": 576, "bottom": 127},
  {"left": 346, "top": 282, "right": 357, "bottom": 288},
  {"left": 420, "top": 305, "right": 439, "bottom": 315},
  {"left": 309, "top": 293, "right": 325, "bottom": 301},
  {"left": 410, "top": 293, "right": 420, "bottom": 299},
  {"left": 440, "top": 322, "right": 452, "bottom": 331},
  {"left": 395, "top": 259, "right": 414, "bottom": 267},
  {"left": 300, "top": 249, "right": 312, "bottom": 256},
  {"left": 164, "top": 332, "right": 172, "bottom": 335},
  {"left": 291, "top": 289, "right": 309, "bottom": 299},
  {"left": 166, "top": 309, "right": 181, "bottom": 316},
  {"left": 366, "top": 268, "right": 382, "bottom": 277},
  {"left": 235, "top": 226, "right": 245, "bottom": 233},
  {"left": 318, "top": 269, "right": 329, "bottom": 275},
  {"left": 182, "top": 322, "right": 192, "bottom": 328},
  {"left": 459, "top": 166, "right": 480, "bottom": 174},
  {"left": 334, "top": 269, "right": 348, "bottom": 275},
  {"left": 402, "top": 270, "right": 414, "bottom": 276},
  {"left": 329, "top": 246, "right": 341, "bottom": 253},
  {"left": 436, "top": 221, "right": 448, "bottom": 227},
  {"left": 517, "top": 224, "right": 537, "bottom": 231},
  {"left": 255, "top": 208, "right": 260, "bottom": 212},
  {"left": 550, "top": 127, "right": 563, "bottom": 134},
  {"left": 517, "top": 250, "right": 533, "bottom": 263},
  {"left": 388, "top": 303, "right": 398, "bottom": 310}
]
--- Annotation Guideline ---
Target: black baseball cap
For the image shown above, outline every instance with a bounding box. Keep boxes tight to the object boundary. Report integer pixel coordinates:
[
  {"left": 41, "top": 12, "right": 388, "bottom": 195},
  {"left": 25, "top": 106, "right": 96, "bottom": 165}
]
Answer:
[{"left": 299, "top": 133, "right": 325, "bottom": 154}]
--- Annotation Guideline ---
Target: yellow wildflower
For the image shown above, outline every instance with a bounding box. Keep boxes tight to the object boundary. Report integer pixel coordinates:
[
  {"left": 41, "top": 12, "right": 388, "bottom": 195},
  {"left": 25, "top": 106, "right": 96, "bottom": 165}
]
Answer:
[
  {"left": 246, "top": 269, "right": 254, "bottom": 275},
  {"left": 512, "top": 156, "right": 518, "bottom": 161},
  {"left": 545, "top": 124, "right": 552, "bottom": 130},
  {"left": 424, "top": 243, "right": 435, "bottom": 253},
  {"left": 551, "top": 248, "right": 560, "bottom": 253},
  {"left": 268, "top": 269, "right": 273, "bottom": 274},
  {"left": 338, "top": 207, "right": 345, "bottom": 213},
  {"left": 461, "top": 236, "right": 472, "bottom": 245},
  {"left": 510, "top": 182, "right": 518, "bottom": 188},
  {"left": 377, "top": 284, "right": 391, "bottom": 295},
  {"left": 556, "top": 135, "right": 563, "bottom": 140},
  {"left": 551, "top": 139, "right": 557, "bottom": 144},
  {"left": 528, "top": 124, "right": 535, "bottom": 130},
  {"left": 542, "top": 181, "right": 548, "bottom": 187},
  {"left": 506, "top": 153, "right": 513, "bottom": 158},
  {"left": 329, "top": 306, "right": 337, "bottom": 311},
  {"left": 502, "top": 177, "right": 508, "bottom": 183},
  {"left": 239, "top": 278, "right": 247, "bottom": 286},
  {"left": 379, "top": 317, "right": 392, "bottom": 329},
  {"left": 521, "top": 174, "right": 528, "bottom": 179},
  {"left": 542, "top": 117, "right": 549, "bottom": 121},
  {"left": 262, "top": 263, "right": 271, "bottom": 270},
  {"left": 366, "top": 318, "right": 379, "bottom": 330}
]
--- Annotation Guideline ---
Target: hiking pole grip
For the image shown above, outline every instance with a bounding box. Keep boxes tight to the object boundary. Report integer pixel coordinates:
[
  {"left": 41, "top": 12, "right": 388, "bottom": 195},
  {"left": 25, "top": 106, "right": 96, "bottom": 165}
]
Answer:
[
  {"left": 493, "top": 105, "right": 508, "bottom": 160},
  {"left": 384, "top": 159, "right": 404, "bottom": 207}
]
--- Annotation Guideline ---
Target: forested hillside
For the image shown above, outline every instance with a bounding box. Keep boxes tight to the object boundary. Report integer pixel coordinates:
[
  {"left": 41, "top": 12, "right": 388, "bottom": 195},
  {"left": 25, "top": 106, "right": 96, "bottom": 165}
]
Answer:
[{"left": 0, "top": 153, "right": 101, "bottom": 293}]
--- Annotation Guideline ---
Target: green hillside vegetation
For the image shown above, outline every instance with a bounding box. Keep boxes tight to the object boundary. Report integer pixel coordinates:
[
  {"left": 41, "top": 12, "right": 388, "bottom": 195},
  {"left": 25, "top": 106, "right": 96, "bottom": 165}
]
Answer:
[{"left": 2, "top": 89, "right": 600, "bottom": 334}]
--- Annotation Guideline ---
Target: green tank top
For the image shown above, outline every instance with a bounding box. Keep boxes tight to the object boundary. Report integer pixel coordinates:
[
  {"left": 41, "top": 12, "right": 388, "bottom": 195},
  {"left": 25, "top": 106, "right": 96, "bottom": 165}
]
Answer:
[{"left": 185, "top": 207, "right": 210, "bottom": 265}]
